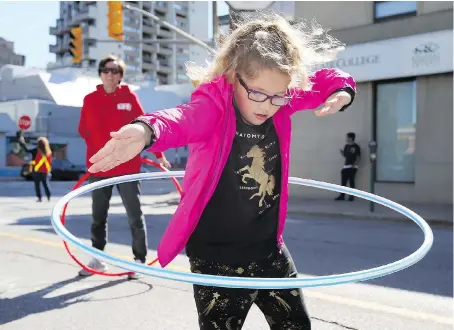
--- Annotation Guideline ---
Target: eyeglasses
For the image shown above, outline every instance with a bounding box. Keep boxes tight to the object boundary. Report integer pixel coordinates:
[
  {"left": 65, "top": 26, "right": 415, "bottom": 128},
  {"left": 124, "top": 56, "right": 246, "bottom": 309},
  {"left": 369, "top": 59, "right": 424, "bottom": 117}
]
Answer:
[
  {"left": 100, "top": 68, "right": 121, "bottom": 75},
  {"left": 236, "top": 73, "right": 291, "bottom": 107}
]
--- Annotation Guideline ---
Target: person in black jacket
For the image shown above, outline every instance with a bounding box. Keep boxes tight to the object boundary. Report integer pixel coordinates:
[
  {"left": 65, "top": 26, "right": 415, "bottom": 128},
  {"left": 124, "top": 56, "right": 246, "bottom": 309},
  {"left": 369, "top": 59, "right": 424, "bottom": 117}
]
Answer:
[{"left": 335, "top": 132, "right": 361, "bottom": 201}]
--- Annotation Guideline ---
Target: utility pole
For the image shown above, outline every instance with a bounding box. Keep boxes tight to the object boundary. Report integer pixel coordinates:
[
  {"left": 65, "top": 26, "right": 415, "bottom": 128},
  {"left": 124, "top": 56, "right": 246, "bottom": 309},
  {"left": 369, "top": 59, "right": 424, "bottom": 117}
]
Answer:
[
  {"left": 368, "top": 141, "right": 377, "bottom": 213},
  {"left": 213, "top": 1, "right": 218, "bottom": 40}
]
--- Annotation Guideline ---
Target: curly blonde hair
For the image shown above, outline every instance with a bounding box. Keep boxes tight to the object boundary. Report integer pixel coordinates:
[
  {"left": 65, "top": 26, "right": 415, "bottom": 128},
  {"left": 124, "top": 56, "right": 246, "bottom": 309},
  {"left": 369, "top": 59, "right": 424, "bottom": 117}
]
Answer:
[
  {"left": 37, "top": 137, "right": 52, "bottom": 157},
  {"left": 187, "top": 12, "right": 344, "bottom": 91}
]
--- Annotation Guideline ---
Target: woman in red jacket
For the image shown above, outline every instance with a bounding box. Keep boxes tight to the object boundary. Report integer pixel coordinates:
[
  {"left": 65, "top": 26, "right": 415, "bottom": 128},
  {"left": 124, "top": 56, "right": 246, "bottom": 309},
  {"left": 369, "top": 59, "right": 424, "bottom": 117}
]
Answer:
[{"left": 78, "top": 55, "right": 170, "bottom": 279}]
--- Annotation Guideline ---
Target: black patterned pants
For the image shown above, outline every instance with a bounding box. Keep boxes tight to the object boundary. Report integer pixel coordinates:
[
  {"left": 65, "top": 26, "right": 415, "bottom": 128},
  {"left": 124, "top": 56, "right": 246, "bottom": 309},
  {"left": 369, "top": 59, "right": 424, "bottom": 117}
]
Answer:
[{"left": 189, "top": 246, "right": 311, "bottom": 330}]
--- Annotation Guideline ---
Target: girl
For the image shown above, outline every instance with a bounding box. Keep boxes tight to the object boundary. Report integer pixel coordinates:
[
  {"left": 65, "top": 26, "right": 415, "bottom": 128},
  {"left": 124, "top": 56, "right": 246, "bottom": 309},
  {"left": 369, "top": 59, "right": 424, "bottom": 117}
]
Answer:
[
  {"left": 88, "top": 14, "right": 356, "bottom": 330},
  {"left": 19, "top": 136, "right": 52, "bottom": 202}
]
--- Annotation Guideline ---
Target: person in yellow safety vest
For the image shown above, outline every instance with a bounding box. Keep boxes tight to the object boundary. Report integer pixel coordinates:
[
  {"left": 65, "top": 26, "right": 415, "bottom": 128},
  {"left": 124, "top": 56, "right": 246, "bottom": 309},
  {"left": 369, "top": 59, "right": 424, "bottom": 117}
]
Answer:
[{"left": 19, "top": 136, "right": 52, "bottom": 202}]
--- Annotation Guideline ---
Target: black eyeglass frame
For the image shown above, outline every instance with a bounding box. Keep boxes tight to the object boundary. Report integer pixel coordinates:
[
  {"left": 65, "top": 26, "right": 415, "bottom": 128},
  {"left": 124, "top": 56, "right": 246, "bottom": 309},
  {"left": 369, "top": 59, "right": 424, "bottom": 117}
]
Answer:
[{"left": 235, "top": 73, "right": 292, "bottom": 107}]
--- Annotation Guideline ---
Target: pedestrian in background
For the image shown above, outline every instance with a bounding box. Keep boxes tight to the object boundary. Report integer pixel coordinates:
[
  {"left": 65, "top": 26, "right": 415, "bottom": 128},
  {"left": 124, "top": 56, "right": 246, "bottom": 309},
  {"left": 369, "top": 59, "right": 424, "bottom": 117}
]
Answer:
[
  {"left": 18, "top": 135, "right": 52, "bottom": 202},
  {"left": 335, "top": 132, "right": 361, "bottom": 201}
]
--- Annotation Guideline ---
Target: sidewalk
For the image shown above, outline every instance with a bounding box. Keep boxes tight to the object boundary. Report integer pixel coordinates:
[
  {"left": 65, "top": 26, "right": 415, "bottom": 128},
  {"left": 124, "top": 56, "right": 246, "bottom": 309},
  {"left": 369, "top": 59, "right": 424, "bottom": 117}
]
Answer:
[{"left": 287, "top": 197, "right": 453, "bottom": 226}]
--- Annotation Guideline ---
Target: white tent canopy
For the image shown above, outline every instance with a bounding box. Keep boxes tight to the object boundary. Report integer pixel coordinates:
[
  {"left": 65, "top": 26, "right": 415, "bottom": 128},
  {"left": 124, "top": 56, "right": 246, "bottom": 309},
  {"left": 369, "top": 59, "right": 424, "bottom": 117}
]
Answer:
[{"left": 0, "top": 65, "right": 191, "bottom": 111}]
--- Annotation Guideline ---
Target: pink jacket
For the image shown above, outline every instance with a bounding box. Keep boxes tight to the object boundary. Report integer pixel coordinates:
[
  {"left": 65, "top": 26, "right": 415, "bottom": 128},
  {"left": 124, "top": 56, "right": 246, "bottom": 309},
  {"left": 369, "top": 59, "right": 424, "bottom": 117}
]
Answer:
[{"left": 139, "top": 68, "right": 356, "bottom": 267}]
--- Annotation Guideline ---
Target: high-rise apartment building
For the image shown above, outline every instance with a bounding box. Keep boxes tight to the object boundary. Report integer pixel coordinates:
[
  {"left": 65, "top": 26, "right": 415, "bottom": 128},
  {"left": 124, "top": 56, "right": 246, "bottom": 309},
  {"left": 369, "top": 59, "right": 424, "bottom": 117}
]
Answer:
[
  {"left": 0, "top": 37, "right": 26, "bottom": 68},
  {"left": 48, "top": 1, "right": 194, "bottom": 85}
]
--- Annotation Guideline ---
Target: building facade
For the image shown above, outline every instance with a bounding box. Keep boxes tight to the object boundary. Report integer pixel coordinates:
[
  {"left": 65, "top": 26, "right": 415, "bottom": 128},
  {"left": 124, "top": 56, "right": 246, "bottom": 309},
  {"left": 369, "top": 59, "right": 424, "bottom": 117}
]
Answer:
[
  {"left": 291, "top": 1, "right": 453, "bottom": 204},
  {"left": 48, "top": 1, "right": 196, "bottom": 85},
  {"left": 0, "top": 37, "right": 25, "bottom": 67}
]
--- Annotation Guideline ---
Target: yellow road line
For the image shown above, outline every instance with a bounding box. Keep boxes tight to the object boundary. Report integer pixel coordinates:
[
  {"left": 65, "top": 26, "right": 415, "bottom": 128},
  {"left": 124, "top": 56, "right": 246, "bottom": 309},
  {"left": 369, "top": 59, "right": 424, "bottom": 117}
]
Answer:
[
  {"left": 0, "top": 231, "right": 452, "bottom": 325},
  {"left": 307, "top": 291, "right": 453, "bottom": 325},
  {"left": 0, "top": 232, "right": 185, "bottom": 270},
  {"left": 0, "top": 232, "right": 62, "bottom": 248}
]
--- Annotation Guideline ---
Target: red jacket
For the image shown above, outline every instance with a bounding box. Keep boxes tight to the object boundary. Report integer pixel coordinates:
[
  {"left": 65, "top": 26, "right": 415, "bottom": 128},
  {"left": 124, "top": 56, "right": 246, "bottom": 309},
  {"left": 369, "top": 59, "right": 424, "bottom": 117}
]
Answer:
[
  {"left": 32, "top": 151, "right": 52, "bottom": 174},
  {"left": 78, "top": 84, "right": 163, "bottom": 177}
]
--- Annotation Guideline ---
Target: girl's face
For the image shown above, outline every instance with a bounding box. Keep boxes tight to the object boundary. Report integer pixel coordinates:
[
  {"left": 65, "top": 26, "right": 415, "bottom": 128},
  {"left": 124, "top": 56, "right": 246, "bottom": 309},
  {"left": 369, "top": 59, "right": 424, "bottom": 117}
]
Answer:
[{"left": 232, "top": 68, "right": 291, "bottom": 126}]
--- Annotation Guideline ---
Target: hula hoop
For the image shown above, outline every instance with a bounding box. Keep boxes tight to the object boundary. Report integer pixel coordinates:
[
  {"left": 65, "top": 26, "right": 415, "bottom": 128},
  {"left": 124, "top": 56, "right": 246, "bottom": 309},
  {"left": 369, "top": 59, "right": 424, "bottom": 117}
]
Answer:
[
  {"left": 59, "top": 158, "right": 182, "bottom": 277},
  {"left": 52, "top": 172, "right": 433, "bottom": 289}
]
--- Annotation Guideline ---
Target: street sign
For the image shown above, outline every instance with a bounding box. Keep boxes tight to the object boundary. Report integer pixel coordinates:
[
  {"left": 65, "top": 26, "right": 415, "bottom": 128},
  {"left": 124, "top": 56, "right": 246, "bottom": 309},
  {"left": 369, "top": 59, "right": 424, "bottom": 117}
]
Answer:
[{"left": 18, "top": 115, "right": 31, "bottom": 130}]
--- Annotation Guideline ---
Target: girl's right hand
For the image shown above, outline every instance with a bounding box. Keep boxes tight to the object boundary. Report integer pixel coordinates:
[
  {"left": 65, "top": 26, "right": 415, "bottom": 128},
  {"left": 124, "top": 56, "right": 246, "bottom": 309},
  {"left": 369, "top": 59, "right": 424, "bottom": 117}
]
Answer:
[{"left": 88, "top": 123, "right": 151, "bottom": 173}]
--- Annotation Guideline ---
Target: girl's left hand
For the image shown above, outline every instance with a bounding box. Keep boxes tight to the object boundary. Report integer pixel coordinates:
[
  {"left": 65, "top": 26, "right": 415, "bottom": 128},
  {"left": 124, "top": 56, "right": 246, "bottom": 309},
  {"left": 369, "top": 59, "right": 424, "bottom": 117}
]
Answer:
[{"left": 314, "top": 91, "right": 352, "bottom": 117}]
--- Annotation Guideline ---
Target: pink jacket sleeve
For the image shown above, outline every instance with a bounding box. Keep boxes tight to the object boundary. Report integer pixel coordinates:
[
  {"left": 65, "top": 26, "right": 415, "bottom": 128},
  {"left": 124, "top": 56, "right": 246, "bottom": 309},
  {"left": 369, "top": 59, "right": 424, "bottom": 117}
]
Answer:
[
  {"left": 135, "top": 82, "right": 224, "bottom": 152},
  {"left": 129, "top": 91, "right": 164, "bottom": 159},
  {"left": 287, "top": 68, "right": 356, "bottom": 116}
]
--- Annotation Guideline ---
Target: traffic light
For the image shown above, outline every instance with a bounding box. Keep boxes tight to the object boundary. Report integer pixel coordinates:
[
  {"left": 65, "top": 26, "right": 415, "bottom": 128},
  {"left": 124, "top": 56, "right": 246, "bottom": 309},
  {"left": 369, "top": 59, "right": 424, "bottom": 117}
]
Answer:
[
  {"left": 69, "top": 26, "right": 83, "bottom": 64},
  {"left": 107, "top": 1, "right": 123, "bottom": 41}
]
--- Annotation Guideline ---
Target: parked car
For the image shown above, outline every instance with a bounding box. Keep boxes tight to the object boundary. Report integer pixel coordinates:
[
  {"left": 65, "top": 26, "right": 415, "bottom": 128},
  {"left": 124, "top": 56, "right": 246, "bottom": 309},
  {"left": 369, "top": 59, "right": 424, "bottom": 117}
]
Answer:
[{"left": 21, "top": 158, "right": 87, "bottom": 181}]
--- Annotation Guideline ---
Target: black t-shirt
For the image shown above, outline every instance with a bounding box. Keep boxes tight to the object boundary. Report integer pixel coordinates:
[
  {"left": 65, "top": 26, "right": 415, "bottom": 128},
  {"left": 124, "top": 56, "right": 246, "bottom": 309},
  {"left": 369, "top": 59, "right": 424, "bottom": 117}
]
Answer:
[
  {"left": 186, "top": 106, "right": 281, "bottom": 263},
  {"left": 343, "top": 143, "right": 361, "bottom": 166}
]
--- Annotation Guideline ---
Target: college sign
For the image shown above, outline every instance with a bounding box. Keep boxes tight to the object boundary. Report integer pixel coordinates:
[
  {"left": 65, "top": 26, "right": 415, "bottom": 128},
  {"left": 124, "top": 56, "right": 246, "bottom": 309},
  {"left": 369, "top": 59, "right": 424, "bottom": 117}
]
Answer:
[{"left": 314, "top": 30, "right": 453, "bottom": 83}]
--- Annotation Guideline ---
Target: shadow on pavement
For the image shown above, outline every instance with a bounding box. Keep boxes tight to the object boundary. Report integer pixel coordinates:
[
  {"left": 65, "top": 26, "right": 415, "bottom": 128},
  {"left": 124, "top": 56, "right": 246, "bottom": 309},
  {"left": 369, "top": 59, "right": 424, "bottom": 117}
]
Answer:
[
  {"left": 9, "top": 213, "right": 453, "bottom": 298},
  {"left": 10, "top": 213, "right": 174, "bottom": 258},
  {"left": 283, "top": 218, "right": 453, "bottom": 298},
  {"left": 0, "top": 276, "right": 152, "bottom": 326}
]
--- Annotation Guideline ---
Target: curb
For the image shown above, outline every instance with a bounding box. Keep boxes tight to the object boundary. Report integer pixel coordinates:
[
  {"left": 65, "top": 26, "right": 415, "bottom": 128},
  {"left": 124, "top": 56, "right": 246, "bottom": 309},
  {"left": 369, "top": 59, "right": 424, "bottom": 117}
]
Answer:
[
  {"left": 287, "top": 210, "right": 453, "bottom": 227},
  {"left": 0, "top": 178, "right": 23, "bottom": 182}
]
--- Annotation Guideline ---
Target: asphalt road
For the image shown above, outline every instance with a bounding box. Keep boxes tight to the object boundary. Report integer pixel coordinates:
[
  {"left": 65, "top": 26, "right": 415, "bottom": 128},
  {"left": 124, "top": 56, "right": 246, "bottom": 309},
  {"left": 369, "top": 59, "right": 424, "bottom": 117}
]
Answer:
[{"left": 0, "top": 180, "right": 452, "bottom": 329}]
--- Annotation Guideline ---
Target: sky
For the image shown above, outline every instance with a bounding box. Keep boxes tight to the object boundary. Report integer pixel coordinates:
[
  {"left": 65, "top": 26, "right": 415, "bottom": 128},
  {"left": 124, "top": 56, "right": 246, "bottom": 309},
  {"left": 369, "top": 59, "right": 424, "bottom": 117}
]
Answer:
[
  {"left": 0, "top": 1, "right": 60, "bottom": 69},
  {"left": 217, "top": 0, "right": 229, "bottom": 15},
  {"left": 0, "top": 1, "right": 230, "bottom": 70}
]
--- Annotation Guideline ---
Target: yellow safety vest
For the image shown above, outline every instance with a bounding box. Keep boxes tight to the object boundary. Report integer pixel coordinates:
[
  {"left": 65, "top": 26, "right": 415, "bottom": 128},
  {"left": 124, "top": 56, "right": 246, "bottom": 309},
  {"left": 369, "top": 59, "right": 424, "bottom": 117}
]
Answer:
[{"left": 31, "top": 154, "right": 52, "bottom": 173}]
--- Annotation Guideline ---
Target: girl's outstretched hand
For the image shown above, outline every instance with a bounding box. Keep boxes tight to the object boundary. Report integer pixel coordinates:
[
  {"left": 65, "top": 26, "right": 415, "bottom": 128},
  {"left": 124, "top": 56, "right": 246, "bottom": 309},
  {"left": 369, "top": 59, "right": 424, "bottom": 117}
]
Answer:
[
  {"left": 88, "top": 123, "right": 151, "bottom": 173},
  {"left": 314, "top": 91, "right": 352, "bottom": 117}
]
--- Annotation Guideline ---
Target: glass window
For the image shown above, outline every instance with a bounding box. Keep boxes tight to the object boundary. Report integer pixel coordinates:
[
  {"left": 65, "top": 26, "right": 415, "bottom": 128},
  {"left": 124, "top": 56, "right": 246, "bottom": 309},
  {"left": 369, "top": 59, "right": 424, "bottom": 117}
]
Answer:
[
  {"left": 124, "top": 44, "right": 139, "bottom": 52},
  {"left": 127, "top": 64, "right": 139, "bottom": 72},
  {"left": 124, "top": 16, "right": 140, "bottom": 25},
  {"left": 53, "top": 158, "right": 73, "bottom": 168},
  {"left": 123, "top": 25, "right": 139, "bottom": 33},
  {"left": 374, "top": 1, "right": 417, "bottom": 20},
  {"left": 376, "top": 80, "right": 417, "bottom": 182},
  {"left": 6, "top": 137, "right": 67, "bottom": 167},
  {"left": 124, "top": 35, "right": 138, "bottom": 41}
]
